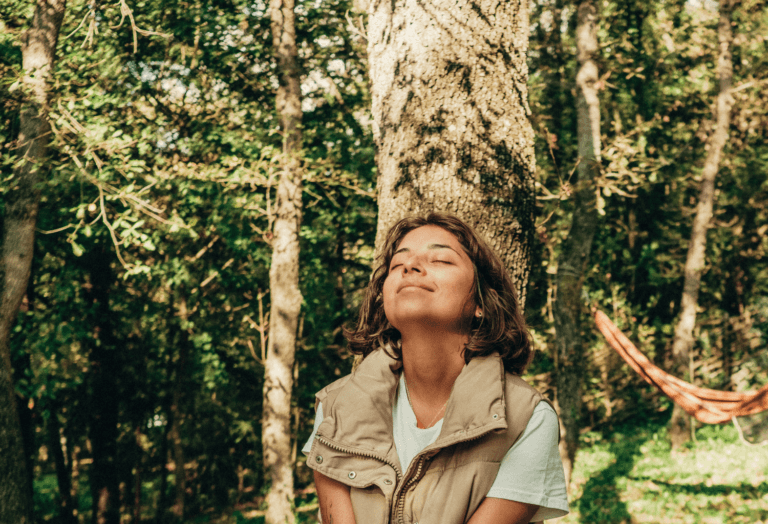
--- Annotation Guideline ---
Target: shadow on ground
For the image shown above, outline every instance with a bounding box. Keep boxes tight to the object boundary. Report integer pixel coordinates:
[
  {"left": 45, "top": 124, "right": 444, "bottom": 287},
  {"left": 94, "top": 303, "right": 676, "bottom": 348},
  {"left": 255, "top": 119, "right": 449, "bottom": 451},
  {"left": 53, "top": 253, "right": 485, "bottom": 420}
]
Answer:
[
  {"left": 575, "top": 430, "right": 645, "bottom": 524},
  {"left": 628, "top": 477, "right": 768, "bottom": 498}
]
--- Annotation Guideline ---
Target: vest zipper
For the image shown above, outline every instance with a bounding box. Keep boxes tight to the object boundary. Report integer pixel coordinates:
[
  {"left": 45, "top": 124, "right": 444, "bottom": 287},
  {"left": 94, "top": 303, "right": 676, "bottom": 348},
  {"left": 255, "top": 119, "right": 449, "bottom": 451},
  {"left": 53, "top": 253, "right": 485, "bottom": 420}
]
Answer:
[
  {"left": 393, "top": 454, "right": 427, "bottom": 524},
  {"left": 315, "top": 435, "right": 402, "bottom": 481},
  {"left": 393, "top": 427, "right": 499, "bottom": 524}
]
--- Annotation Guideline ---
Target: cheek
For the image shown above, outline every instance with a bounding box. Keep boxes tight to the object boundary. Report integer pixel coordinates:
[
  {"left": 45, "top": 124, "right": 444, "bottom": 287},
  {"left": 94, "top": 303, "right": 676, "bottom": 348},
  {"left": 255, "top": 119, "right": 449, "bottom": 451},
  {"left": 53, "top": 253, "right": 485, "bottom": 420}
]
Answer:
[
  {"left": 381, "top": 277, "right": 396, "bottom": 313},
  {"left": 457, "top": 273, "right": 477, "bottom": 307}
]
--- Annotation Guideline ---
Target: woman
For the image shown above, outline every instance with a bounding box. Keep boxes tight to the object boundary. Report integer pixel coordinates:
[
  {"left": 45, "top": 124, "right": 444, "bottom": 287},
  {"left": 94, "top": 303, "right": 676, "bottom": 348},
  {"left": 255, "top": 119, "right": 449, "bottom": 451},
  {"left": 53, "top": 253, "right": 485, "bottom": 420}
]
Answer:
[{"left": 303, "top": 213, "right": 569, "bottom": 524}]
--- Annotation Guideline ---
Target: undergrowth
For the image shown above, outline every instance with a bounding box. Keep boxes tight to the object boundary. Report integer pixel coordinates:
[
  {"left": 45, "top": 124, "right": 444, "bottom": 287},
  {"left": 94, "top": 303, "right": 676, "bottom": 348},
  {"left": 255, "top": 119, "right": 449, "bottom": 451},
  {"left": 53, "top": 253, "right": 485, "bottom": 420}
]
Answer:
[{"left": 562, "top": 419, "right": 768, "bottom": 524}]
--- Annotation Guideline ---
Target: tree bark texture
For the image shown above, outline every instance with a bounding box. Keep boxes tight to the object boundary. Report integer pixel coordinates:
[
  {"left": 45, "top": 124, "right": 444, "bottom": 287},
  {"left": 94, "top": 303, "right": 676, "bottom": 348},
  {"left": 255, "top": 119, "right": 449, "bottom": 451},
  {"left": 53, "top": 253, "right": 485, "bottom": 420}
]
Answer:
[
  {"left": 368, "top": 0, "right": 536, "bottom": 304},
  {"left": 553, "top": 0, "right": 600, "bottom": 488},
  {"left": 669, "top": 0, "right": 734, "bottom": 450},
  {"left": 86, "top": 250, "right": 120, "bottom": 524},
  {"left": 0, "top": 2, "right": 65, "bottom": 523},
  {"left": 262, "top": 0, "right": 303, "bottom": 521}
]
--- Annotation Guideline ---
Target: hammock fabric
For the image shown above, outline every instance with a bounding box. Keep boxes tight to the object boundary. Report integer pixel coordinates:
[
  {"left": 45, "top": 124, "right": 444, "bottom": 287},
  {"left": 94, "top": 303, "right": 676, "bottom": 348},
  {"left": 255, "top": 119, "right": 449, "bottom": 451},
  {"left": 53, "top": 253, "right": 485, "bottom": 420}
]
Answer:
[{"left": 593, "top": 309, "right": 768, "bottom": 424}]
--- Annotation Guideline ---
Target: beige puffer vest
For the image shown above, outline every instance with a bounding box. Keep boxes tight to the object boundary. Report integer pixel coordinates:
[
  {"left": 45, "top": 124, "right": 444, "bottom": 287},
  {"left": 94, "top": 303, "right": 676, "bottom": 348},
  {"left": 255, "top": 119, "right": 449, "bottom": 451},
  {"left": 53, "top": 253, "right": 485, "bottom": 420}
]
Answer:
[{"left": 307, "top": 348, "right": 544, "bottom": 524}]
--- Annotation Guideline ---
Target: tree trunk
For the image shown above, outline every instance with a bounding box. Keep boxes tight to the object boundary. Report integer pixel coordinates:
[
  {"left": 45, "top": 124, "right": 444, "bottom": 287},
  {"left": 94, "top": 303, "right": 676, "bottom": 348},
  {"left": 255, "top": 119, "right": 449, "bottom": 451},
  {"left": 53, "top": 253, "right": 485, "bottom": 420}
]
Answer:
[
  {"left": 154, "top": 411, "right": 172, "bottom": 524},
  {"left": 169, "top": 294, "right": 190, "bottom": 522},
  {"left": 50, "top": 407, "right": 78, "bottom": 524},
  {"left": 86, "top": 249, "right": 120, "bottom": 524},
  {"left": 367, "top": 0, "right": 536, "bottom": 304},
  {"left": 668, "top": 0, "right": 734, "bottom": 450},
  {"left": 14, "top": 351, "right": 36, "bottom": 507},
  {"left": 553, "top": 0, "right": 601, "bottom": 488},
  {"left": 262, "top": 0, "right": 303, "bottom": 521},
  {"left": 0, "top": 2, "right": 66, "bottom": 523},
  {"left": 133, "top": 425, "right": 142, "bottom": 524}
]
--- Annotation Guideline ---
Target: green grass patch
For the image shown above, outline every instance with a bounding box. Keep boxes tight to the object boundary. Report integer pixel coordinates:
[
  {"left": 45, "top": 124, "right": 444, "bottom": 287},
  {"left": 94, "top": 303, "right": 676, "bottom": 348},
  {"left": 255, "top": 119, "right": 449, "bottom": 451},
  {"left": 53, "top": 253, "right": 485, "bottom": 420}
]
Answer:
[{"left": 562, "top": 421, "right": 768, "bottom": 523}]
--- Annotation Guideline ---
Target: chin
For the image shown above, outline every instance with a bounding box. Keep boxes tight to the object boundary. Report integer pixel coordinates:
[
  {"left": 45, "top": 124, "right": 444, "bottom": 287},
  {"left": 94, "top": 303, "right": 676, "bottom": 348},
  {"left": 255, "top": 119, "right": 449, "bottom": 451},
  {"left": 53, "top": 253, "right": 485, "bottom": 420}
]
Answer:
[{"left": 389, "top": 314, "right": 463, "bottom": 333}]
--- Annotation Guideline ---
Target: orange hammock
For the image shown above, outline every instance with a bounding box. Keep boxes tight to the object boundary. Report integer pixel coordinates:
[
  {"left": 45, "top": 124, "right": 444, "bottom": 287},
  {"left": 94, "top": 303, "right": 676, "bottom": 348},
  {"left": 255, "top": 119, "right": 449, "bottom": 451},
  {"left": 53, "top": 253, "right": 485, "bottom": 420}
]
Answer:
[{"left": 593, "top": 309, "right": 768, "bottom": 424}]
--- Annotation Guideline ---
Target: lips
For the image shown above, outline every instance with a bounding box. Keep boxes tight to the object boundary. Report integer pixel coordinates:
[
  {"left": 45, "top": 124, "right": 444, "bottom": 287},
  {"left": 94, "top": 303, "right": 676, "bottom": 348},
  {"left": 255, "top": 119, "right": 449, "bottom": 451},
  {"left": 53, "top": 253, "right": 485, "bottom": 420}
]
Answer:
[{"left": 397, "top": 282, "right": 434, "bottom": 293}]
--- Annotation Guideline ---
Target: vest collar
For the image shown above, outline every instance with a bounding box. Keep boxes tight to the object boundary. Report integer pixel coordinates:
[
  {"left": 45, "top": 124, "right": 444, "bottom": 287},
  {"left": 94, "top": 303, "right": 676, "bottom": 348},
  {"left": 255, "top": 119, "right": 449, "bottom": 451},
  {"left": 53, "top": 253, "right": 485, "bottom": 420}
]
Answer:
[{"left": 317, "top": 347, "right": 509, "bottom": 467}]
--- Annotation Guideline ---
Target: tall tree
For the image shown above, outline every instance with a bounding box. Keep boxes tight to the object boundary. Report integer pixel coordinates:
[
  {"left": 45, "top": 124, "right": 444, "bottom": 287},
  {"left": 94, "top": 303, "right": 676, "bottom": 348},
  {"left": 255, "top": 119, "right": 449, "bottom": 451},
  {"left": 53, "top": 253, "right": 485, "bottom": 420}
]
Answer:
[
  {"left": 553, "top": 0, "right": 601, "bottom": 488},
  {"left": 85, "top": 247, "right": 120, "bottom": 524},
  {"left": 0, "top": 1, "right": 66, "bottom": 522},
  {"left": 261, "top": 0, "right": 303, "bottom": 521},
  {"left": 668, "top": 0, "right": 736, "bottom": 449},
  {"left": 168, "top": 292, "right": 191, "bottom": 522},
  {"left": 367, "top": 0, "right": 536, "bottom": 301}
]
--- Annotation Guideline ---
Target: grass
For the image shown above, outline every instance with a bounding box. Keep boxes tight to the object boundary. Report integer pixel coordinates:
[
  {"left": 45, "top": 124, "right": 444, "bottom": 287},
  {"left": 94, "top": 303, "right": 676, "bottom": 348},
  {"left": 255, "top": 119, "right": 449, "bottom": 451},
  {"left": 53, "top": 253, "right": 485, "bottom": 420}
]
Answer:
[
  {"left": 33, "top": 421, "right": 768, "bottom": 523},
  {"left": 562, "top": 421, "right": 768, "bottom": 524}
]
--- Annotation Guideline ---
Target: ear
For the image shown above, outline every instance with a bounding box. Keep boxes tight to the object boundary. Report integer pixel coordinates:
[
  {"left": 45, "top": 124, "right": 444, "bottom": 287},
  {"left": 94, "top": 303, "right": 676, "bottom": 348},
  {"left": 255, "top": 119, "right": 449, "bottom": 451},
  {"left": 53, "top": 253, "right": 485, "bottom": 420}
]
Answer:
[{"left": 475, "top": 307, "right": 483, "bottom": 318}]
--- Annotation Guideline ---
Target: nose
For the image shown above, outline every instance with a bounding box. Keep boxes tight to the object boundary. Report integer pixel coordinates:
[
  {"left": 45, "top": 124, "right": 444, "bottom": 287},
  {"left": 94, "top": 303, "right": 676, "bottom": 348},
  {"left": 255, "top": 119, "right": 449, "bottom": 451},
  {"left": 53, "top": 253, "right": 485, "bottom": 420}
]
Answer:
[{"left": 402, "top": 254, "right": 423, "bottom": 273}]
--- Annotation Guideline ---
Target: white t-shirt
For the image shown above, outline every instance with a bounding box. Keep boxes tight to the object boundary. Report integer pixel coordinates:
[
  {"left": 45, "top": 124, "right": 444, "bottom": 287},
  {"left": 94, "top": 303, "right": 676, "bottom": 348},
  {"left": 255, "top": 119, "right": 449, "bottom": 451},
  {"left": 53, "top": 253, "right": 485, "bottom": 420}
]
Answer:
[{"left": 303, "top": 375, "right": 569, "bottom": 521}]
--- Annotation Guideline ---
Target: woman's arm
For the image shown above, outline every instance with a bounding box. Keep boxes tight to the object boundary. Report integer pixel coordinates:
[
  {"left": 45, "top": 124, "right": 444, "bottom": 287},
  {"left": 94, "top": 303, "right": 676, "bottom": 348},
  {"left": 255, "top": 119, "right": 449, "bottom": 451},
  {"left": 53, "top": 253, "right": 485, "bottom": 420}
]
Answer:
[
  {"left": 466, "top": 497, "right": 540, "bottom": 524},
  {"left": 314, "top": 471, "right": 357, "bottom": 524}
]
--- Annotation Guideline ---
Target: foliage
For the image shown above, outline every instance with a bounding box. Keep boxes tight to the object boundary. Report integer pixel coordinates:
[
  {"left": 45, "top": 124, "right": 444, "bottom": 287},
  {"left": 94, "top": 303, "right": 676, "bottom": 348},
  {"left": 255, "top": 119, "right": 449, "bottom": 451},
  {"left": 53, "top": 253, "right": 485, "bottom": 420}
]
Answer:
[
  {"left": 525, "top": 0, "right": 768, "bottom": 431},
  {"left": 1, "top": 0, "right": 767, "bottom": 521}
]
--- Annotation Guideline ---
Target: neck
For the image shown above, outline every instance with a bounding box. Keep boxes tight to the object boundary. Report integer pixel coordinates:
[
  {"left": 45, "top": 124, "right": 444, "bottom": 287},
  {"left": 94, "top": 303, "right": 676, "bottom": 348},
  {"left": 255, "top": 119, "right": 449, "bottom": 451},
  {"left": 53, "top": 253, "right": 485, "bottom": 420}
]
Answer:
[{"left": 400, "top": 327, "right": 467, "bottom": 410}]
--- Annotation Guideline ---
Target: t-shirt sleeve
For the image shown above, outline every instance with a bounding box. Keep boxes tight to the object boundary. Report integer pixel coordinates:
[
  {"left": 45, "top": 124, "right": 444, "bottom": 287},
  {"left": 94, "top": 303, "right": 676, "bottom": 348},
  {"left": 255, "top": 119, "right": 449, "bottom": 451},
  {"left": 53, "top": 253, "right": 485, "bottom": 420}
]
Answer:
[
  {"left": 485, "top": 401, "right": 570, "bottom": 521},
  {"left": 301, "top": 402, "right": 324, "bottom": 456}
]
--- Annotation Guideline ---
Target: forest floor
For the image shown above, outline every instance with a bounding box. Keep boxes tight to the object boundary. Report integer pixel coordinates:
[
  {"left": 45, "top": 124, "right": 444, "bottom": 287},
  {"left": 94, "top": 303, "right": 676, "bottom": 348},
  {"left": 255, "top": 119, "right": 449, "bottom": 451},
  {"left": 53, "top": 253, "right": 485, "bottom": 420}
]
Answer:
[
  {"left": 34, "top": 418, "right": 768, "bottom": 524},
  {"left": 560, "top": 419, "right": 768, "bottom": 524}
]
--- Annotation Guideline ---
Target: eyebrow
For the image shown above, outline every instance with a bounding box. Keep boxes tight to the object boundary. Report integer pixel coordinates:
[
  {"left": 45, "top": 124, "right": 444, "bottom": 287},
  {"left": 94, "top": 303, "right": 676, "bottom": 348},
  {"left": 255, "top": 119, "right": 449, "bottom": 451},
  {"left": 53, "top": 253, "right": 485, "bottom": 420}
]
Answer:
[{"left": 393, "top": 243, "right": 460, "bottom": 256}]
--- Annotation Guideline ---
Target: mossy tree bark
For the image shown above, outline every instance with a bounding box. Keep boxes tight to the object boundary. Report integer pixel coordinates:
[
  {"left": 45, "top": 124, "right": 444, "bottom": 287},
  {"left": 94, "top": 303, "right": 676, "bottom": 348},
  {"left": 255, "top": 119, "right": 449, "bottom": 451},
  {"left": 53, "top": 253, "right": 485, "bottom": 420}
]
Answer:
[
  {"left": 367, "top": 0, "right": 536, "bottom": 303},
  {"left": 668, "top": 0, "right": 735, "bottom": 450},
  {"left": 553, "top": 0, "right": 601, "bottom": 488},
  {"left": 262, "top": 0, "right": 303, "bottom": 521},
  {"left": 0, "top": 1, "right": 66, "bottom": 523}
]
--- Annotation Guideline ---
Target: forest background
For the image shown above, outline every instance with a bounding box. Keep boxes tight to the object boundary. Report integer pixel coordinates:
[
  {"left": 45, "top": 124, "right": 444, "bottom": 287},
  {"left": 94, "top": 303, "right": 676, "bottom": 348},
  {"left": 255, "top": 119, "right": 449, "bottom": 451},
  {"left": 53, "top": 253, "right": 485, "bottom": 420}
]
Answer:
[{"left": 1, "top": 0, "right": 767, "bottom": 523}]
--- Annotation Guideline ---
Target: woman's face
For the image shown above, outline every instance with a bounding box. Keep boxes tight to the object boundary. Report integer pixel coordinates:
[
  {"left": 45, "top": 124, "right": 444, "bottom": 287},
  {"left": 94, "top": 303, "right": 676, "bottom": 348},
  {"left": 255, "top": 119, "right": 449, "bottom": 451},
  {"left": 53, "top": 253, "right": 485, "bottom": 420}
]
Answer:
[{"left": 382, "top": 225, "right": 479, "bottom": 334}]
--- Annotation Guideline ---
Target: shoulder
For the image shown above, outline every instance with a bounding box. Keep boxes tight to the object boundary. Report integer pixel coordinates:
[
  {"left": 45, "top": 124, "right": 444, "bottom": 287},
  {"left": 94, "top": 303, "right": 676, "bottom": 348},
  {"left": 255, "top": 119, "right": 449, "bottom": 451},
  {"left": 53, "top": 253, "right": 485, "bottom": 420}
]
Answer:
[
  {"left": 527, "top": 402, "right": 560, "bottom": 435},
  {"left": 504, "top": 372, "right": 543, "bottom": 401},
  {"left": 488, "top": 401, "right": 569, "bottom": 520},
  {"left": 502, "top": 372, "right": 548, "bottom": 442}
]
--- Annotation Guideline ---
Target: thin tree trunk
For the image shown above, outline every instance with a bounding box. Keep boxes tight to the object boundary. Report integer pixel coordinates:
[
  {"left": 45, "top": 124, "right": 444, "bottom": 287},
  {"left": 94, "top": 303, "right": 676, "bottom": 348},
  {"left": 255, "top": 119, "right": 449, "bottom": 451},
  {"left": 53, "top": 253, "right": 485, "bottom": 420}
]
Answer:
[
  {"left": 87, "top": 249, "right": 120, "bottom": 524},
  {"left": 0, "top": 2, "right": 66, "bottom": 523},
  {"left": 262, "top": 0, "right": 303, "bottom": 521},
  {"left": 367, "top": 0, "right": 536, "bottom": 304},
  {"left": 154, "top": 411, "right": 172, "bottom": 524},
  {"left": 169, "top": 388, "right": 185, "bottom": 521},
  {"left": 133, "top": 424, "right": 142, "bottom": 524},
  {"left": 70, "top": 439, "right": 81, "bottom": 516},
  {"left": 86, "top": 249, "right": 120, "bottom": 524},
  {"left": 669, "top": 0, "right": 734, "bottom": 450},
  {"left": 50, "top": 407, "right": 78, "bottom": 524},
  {"left": 14, "top": 351, "right": 36, "bottom": 506},
  {"left": 553, "top": 0, "right": 601, "bottom": 489},
  {"left": 169, "top": 294, "right": 190, "bottom": 522}
]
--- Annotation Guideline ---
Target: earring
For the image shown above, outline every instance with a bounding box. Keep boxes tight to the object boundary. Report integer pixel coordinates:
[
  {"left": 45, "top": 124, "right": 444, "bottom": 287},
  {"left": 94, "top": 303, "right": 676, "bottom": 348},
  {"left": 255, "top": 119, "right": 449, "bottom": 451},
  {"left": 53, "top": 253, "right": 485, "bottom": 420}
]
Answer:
[{"left": 476, "top": 311, "right": 483, "bottom": 318}]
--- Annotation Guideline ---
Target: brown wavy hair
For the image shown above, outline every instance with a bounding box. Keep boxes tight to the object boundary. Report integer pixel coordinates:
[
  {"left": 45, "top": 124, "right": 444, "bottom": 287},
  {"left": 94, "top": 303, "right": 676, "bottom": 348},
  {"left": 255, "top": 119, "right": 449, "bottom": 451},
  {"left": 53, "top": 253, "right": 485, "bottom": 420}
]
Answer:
[{"left": 345, "top": 212, "right": 533, "bottom": 375}]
